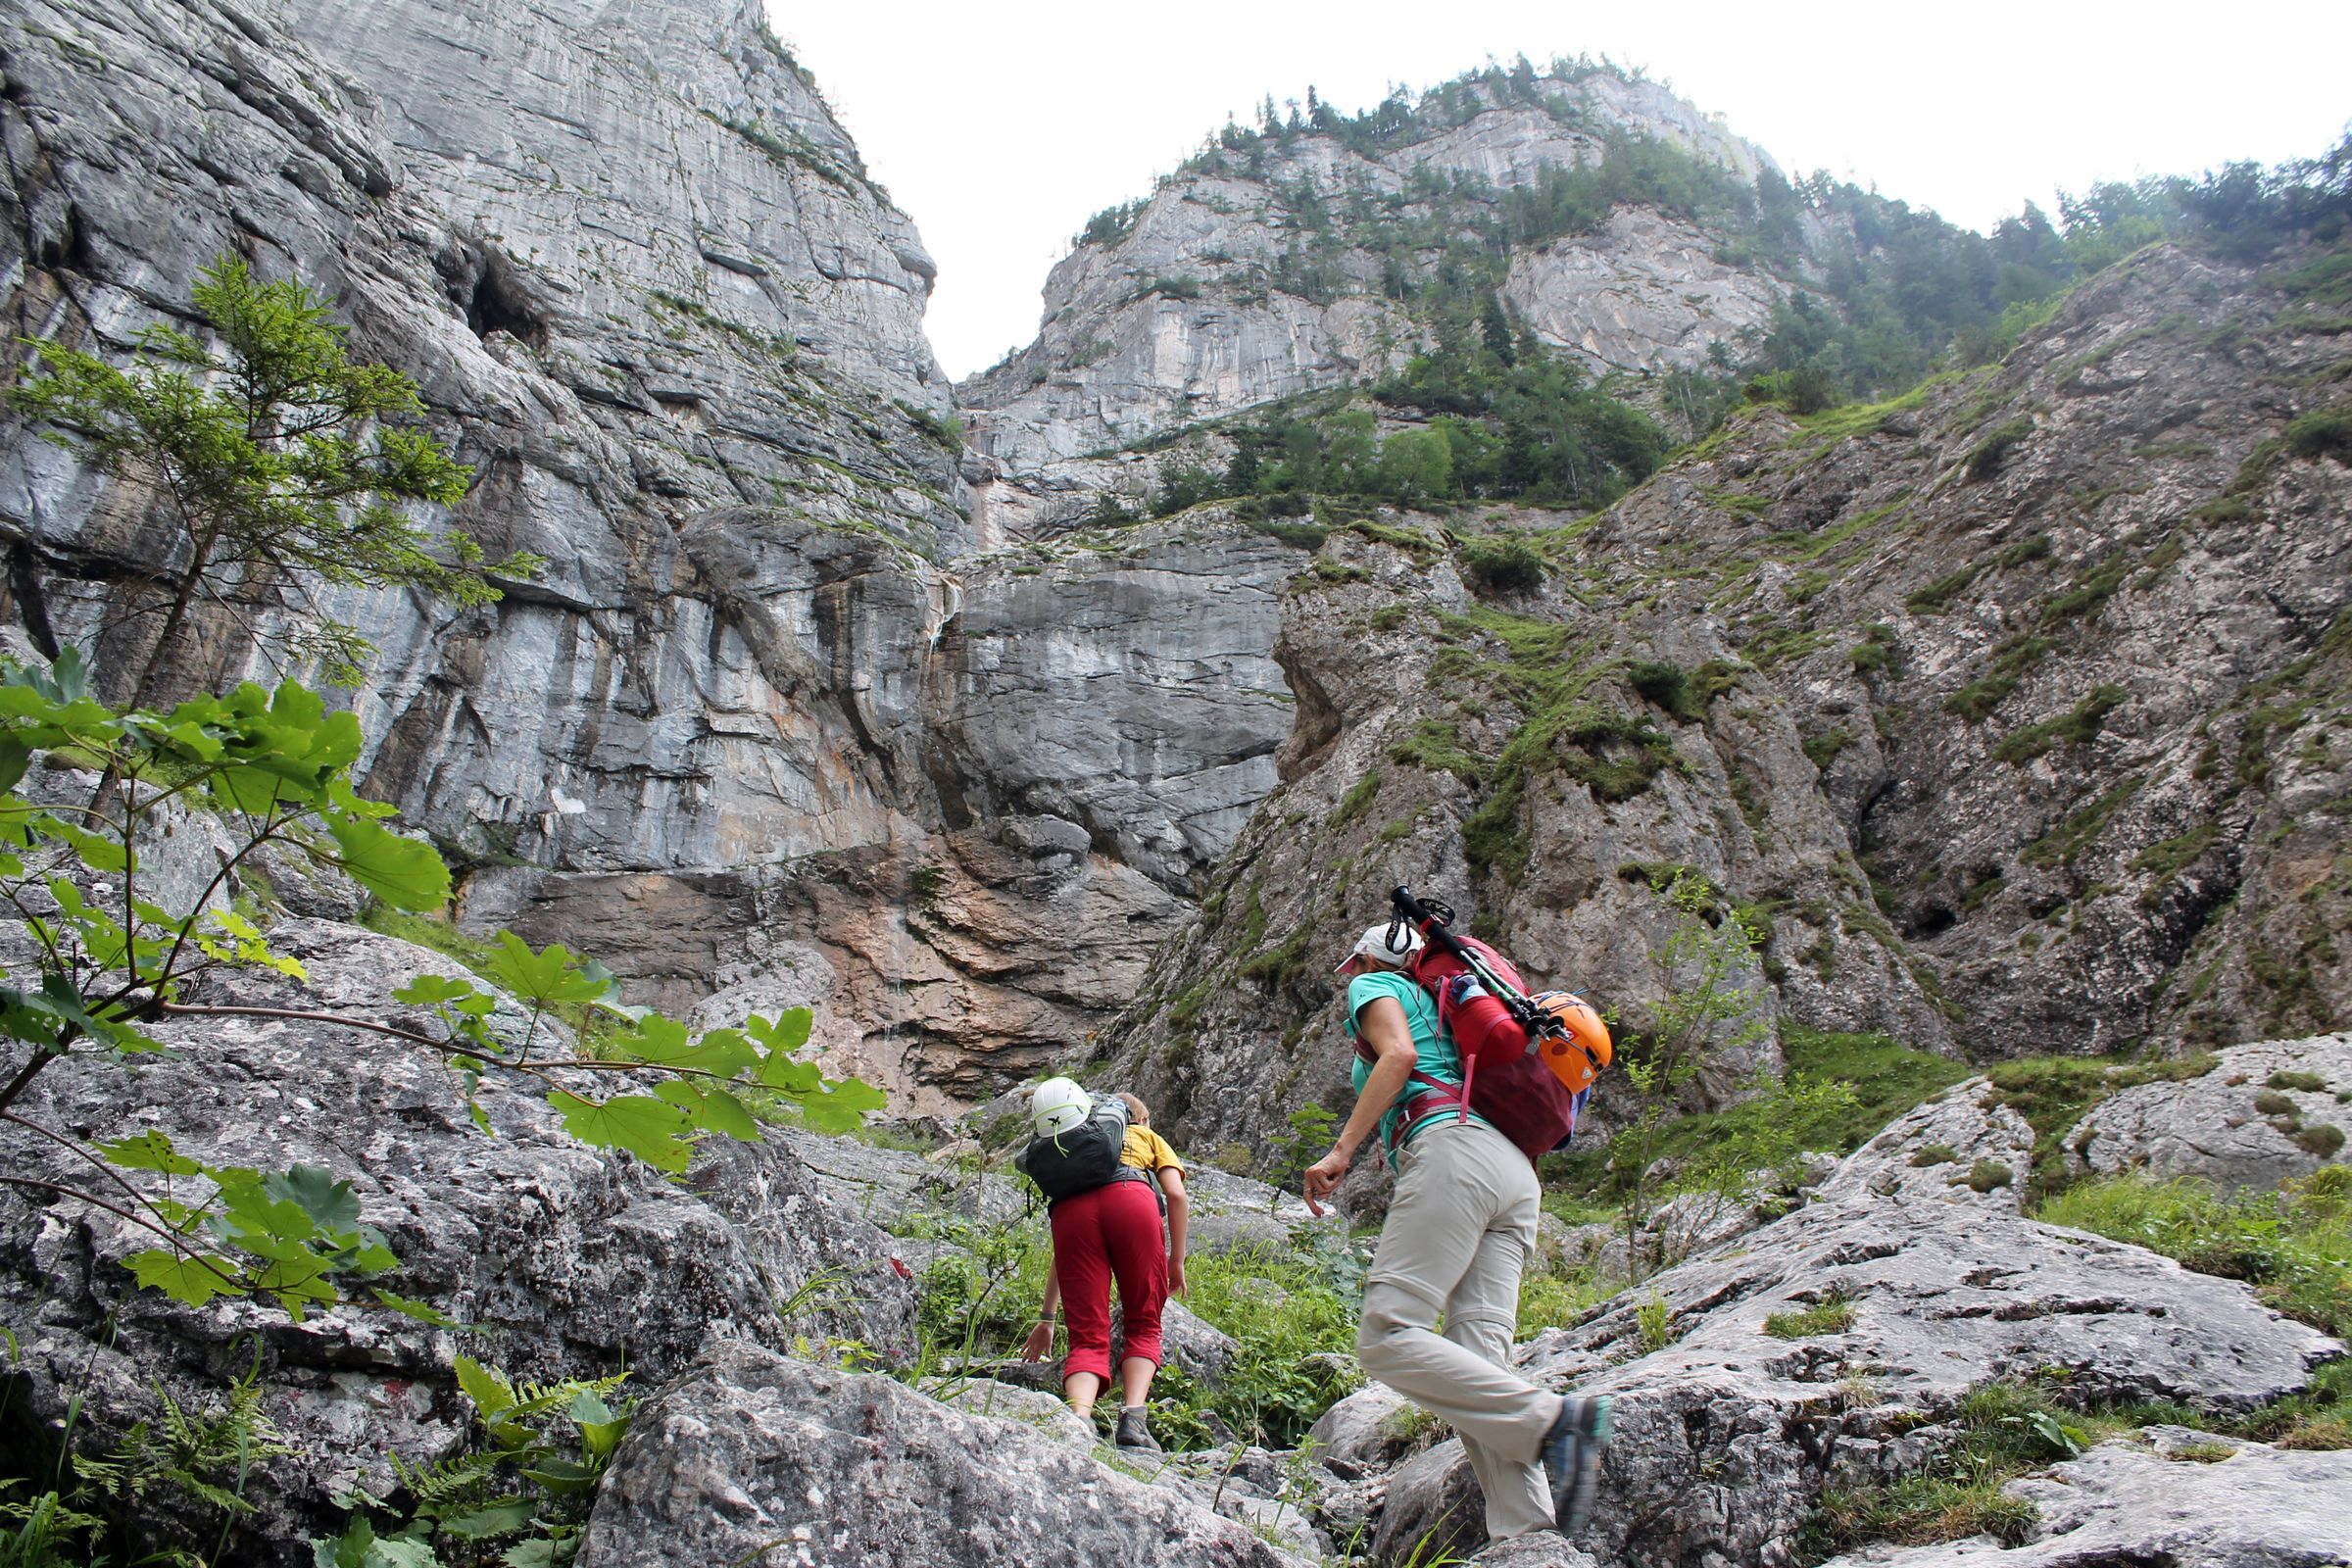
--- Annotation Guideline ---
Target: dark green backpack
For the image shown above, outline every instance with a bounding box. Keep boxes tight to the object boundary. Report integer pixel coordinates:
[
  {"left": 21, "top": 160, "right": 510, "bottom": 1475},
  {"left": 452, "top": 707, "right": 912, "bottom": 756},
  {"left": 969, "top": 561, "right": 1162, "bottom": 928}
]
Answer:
[{"left": 1017, "top": 1098, "right": 1130, "bottom": 1205}]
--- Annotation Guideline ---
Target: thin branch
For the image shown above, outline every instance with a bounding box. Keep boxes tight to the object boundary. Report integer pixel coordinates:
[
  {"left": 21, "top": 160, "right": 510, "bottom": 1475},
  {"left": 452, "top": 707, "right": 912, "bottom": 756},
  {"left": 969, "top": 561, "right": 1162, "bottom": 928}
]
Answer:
[
  {"left": 142, "top": 802, "right": 301, "bottom": 991},
  {"left": 0, "top": 1045, "right": 67, "bottom": 1115},
  {"left": 0, "top": 1174, "right": 238, "bottom": 1284},
  {"left": 150, "top": 1003, "right": 748, "bottom": 1085},
  {"left": 0, "top": 1108, "right": 167, "bottom": 1214}
]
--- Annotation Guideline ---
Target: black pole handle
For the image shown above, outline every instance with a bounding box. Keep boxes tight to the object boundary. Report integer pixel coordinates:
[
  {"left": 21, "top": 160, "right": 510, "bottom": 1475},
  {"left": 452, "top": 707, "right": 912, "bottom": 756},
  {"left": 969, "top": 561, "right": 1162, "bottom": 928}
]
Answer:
[{"left": 1390, "top": 885, "right": 1545, "bottom": 1031}]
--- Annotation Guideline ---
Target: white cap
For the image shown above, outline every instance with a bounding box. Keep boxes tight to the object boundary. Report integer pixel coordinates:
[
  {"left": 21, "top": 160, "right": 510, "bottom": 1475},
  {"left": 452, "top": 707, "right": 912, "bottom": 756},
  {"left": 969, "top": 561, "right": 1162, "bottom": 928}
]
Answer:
[
  {"left": 1030, "top": 1076, "right": 1093, "bottom": 1137},
  {"left": 1336, "top": 920, "right": 1423, "bottom": 973}
]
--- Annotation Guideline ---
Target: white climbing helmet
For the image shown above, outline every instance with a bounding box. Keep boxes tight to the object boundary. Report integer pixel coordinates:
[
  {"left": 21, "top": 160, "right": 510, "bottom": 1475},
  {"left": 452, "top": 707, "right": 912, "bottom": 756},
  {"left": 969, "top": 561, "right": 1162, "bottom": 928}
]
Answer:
[{"left": 1030, "top": 1076, "right": 1093, "bottom": 1138}]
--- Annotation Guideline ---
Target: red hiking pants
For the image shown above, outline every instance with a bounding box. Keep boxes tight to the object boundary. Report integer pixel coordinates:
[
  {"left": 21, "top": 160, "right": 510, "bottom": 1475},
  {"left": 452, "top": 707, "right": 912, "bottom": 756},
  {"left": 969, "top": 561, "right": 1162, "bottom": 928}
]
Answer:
[{"left": 1050, "top": 1176, "right": 1166, "bottom": 1382}]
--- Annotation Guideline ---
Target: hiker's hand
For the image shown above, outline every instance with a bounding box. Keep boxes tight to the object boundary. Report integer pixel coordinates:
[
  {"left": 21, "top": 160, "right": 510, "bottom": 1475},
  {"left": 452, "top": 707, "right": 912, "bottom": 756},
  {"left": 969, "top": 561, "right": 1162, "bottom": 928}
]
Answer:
[
  {"left": 1168, "top": 1255, "right": 1188, "bottom": 1297},
  {"left": 1019, "top": 1322, "right": 1054, "bottom": 1361},
  {"left": 1303, "top": 1147, "right": 1349, "bottom": 1216}
]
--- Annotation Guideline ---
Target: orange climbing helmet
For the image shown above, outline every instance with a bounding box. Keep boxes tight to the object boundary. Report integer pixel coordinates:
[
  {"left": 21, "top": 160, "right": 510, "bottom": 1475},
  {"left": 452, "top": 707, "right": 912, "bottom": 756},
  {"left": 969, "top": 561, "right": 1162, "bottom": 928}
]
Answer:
[{"left": 1531, "top": 991, "right": 1613, "bottom": 1096}]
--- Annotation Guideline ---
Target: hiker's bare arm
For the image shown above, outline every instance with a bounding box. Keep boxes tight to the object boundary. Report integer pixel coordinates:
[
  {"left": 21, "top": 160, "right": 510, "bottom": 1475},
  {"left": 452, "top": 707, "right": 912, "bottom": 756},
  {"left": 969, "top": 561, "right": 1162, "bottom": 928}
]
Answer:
[
  {"left": 1303, "top": 998, "right": 1416, "bottom": 1215},
  {"left": 1020, "top": 1250, "right": 1061, "bottom": 1360},
  {"left": 1160, "top": 1167, "right": 1190, "bottom": 1294}
]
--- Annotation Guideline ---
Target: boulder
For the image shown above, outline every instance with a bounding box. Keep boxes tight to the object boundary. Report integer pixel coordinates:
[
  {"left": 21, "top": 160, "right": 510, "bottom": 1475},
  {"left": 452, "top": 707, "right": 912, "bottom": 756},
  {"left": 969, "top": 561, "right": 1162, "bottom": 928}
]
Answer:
[
  {"left": 2072, "top": 1036, "right": 2352, "bottom": 1194},
  {"left": 0, "top": 919, "right": 916, "bottom": 1556},
  {"left": 920, "top": 1377, "right": 1097, "bottom": 1450},
  {"left": 1180, "top": 1165, "right": 1330, "bottom": 1252},
  {"left": 1386, "top": 1090, "right": 2340, "bottom": 1567},
  {"left": 1307, "top": 1383, "right": 1415, "bottom": 1473},
  {"left": 574, "top": 1340, "right": 1307, "bottom": 1567},
  {"left": 1367, "top": 1437, "right": 1485, "bottom": 1567},
  {"left": 1816, "top": 1433, "right": 2352, "bottom": 1567},
  {"left": 1473, "top": 1533, "right": 1602, "bottom": 1568}
]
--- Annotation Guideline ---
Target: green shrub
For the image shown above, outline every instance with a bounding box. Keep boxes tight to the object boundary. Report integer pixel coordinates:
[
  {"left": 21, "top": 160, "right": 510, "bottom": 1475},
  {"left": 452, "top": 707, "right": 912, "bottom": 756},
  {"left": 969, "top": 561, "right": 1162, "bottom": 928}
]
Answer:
[
  {"left": 1992, "top": 684, "right": 2130, "bottom": 763},
  {"left": 1909, "top": 1144, "right": 1960, "bottom": 1167},
  {"left": 2132, "top": 822, "right": 2221, "bottom": 885},
  {"left": 2284, "top": 403, "right": 2352, "bottom": 463},
  {"left": 1456, "top": 532, "right": 1544, "bottom": 593},
  {"left": 1907, "top": 565, "right": 1982, "bottom": 613},
  {"left": 1627, "top": 660, "right": 1709, "bottom": 722},
  {"left": 2295, "top": 1124, "right": 2345, "bottom": 1157},
  {"left": 1966, "top": 1159, "right": 2015, "bottom": 1193},
  {"left": 1963, "top": 417, "right": 2035, "bottom": 481},
  {"left": 1943, "top": 636, "right": 2053, "bottom": 721},
  {"left": 1328, "top": 769, "right": 1383, "bottom": 830},
  {"left": 1390, "top": 718, "right": 1488, "bottom": 785},
  {"left": 2269, "top": 1070, "right": 2330, "bottom": 1093},
  {"left": 2254, "top": 1090, "right": 2299, "bottom": 1118},
  {"left": 1636, "top": 1292, "right": 1678, "bottom": 1353},
  {"left": 1848, "top": 623, "right": 1900, "bottom": 674}
]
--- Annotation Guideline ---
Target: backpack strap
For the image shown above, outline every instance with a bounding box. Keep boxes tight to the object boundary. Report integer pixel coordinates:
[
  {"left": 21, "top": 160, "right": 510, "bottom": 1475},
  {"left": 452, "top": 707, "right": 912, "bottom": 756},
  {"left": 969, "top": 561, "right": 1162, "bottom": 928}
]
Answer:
[{"left": 1386, "top": 1067, "right": 1473, "bottom": 1153}]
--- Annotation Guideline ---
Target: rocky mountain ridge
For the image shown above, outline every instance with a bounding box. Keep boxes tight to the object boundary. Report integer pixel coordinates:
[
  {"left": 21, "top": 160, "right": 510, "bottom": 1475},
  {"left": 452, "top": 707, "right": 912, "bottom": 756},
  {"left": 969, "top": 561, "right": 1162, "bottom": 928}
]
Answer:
[
  {"left": 957, "top": 64, "right": 1785, "bottom": 486},
  {"left": 5, "top": 0, "right": 2347, "bottom": 1134},
  {"left": 1099, "top": 238, "right": 2351, "bottom": 1157}
]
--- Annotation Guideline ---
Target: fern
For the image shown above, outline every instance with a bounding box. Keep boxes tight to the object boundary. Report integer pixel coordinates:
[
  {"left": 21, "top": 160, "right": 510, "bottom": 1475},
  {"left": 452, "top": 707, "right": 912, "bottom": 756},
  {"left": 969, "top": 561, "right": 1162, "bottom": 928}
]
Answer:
[
  {"left": 95, "top": 1368, "right": 295, "bottom": 1520},
  {"left": 392, "top": 1450, "right": 507, "bottom": 1511},
  {"left": 0, "top": 1486, "right": 108, "bottom": 1568},
  {"left": 326, "top": 1357, "right": 633, "bottom": 1568}
]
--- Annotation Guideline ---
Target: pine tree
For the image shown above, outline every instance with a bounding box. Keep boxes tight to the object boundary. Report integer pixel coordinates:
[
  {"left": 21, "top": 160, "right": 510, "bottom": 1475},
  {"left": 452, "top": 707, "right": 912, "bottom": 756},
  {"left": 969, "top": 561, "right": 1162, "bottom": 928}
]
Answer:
[{"left": 12, "top": 256, "right": 540, "bottom": 703}]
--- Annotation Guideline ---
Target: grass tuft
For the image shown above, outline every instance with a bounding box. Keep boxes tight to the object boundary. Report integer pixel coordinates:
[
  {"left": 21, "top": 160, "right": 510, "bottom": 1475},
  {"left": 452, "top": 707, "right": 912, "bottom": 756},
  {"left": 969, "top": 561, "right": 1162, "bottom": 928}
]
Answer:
[{"left": 1764, "top": 1294, "right": 1858, "bottom": 1340}]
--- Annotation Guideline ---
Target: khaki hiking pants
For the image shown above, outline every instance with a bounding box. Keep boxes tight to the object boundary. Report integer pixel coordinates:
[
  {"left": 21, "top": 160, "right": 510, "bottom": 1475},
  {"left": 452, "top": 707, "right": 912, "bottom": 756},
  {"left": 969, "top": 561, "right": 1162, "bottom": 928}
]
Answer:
[{"left": 1356, "top": 1120, "right": 1561, "bottom": 1541}]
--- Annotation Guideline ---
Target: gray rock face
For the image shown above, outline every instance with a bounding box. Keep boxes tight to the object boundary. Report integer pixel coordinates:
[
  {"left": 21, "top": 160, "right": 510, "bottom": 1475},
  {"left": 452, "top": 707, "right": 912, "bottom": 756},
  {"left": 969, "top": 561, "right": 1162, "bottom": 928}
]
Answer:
[
  {"left": 1, "top": 0, "right": 1169, "bottom": 1100},
  {"left": 0, "top": 918, "right": 916, "bottom": 1555},
  {"left": 1818, "top": 1434, "right": 2352, "bottom": 1568},
  {"left": 575, "top": 1339, "right": 1305, "bottom": 1568},
  {"left": 932, "top": 520, "right": 1302, "bottom": 889},
  {"left": 285, "top": 0, "right": 947, "bottom": 408},
  {"left": 960, "top": 70, "right": 1782, "bottom": 479},
  {"left": 2073, "top": 1036, "right": 2351, "bottom": 1193},
  {"left": 1500, "top": 206, "right": 1781, "bottom": 375}
]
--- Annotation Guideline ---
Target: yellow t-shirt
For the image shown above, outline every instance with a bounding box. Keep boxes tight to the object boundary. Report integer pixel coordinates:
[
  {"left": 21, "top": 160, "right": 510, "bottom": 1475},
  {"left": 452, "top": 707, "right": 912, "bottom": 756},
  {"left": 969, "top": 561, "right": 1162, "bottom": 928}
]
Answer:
[{"left": 1121, "top": 1126, "right": 1184, "bottom": 1174}]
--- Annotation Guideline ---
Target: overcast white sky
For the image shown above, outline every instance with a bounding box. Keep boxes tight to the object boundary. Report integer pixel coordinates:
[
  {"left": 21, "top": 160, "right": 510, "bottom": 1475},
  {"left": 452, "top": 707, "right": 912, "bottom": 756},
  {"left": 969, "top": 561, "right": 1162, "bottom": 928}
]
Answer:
[{"left": 768, "top": 1, "right": 2352, "bottom": 382}]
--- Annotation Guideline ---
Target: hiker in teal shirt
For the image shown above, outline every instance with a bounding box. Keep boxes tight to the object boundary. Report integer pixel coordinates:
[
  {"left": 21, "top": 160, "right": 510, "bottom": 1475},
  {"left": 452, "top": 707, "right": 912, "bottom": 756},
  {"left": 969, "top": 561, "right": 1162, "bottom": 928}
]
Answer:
[
  {"left": 1342, "top": 964, "right": 1493, "bottom": 1159},
  {"left": 1307, "top": 918, "right": 1611, "bottom": 1545}
]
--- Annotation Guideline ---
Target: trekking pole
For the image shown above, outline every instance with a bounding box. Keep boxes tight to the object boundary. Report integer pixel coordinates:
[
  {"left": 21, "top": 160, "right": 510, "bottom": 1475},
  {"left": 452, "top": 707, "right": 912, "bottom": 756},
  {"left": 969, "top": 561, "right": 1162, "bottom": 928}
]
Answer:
[{"left": 1388, "top": 885, "right": 1549, "bottom": 1035}]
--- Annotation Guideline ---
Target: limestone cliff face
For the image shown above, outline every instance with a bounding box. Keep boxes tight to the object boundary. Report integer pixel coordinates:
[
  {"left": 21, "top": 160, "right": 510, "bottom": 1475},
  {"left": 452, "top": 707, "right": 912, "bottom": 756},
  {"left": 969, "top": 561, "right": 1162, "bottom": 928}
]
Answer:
[
  {"left": 958, "top": 70, "right": 1788, "bottom": 484},
  {"left": 1, "top": 0, "right": 961, "bottom": 871},
  {"left": 1103, "top": 241, "right": 2352, "bottom": 1154},
  {"left": 0, "top": 0, "right": 1300, "bottom": 1102}
]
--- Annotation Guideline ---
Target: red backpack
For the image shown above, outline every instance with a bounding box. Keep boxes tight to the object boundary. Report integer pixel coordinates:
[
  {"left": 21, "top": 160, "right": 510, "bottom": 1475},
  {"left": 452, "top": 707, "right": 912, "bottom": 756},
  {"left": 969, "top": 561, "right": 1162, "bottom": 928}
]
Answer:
[{"left": 1373, "top": 891, "right": 1614, "bottom": 1163}]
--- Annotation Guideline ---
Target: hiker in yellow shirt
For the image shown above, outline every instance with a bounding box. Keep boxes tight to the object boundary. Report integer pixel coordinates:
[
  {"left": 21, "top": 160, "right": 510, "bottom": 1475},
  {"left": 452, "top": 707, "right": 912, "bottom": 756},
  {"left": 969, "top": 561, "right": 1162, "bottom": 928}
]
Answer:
[{"left": 1019, "top": 1092, "right": 1190, "bottom": 1449}]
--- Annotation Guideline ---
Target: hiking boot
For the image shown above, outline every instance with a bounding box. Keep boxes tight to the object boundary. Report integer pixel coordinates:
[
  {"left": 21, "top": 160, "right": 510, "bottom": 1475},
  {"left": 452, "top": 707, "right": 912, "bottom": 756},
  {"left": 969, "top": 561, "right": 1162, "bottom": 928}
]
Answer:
[
  {"left": 1540, "top": 1395, "right": 1611, "bottom": 1535},
  {"left": 1114, "top": 1405, "right": 1161, "bottom": 1452}
]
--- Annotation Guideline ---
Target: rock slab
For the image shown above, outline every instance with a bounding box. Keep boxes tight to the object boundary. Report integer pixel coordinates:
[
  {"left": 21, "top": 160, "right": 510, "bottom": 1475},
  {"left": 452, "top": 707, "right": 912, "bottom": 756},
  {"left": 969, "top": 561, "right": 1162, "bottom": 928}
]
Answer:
[{"left": 575, "top": 1339, "right": 1304, "bottom": 1568}]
